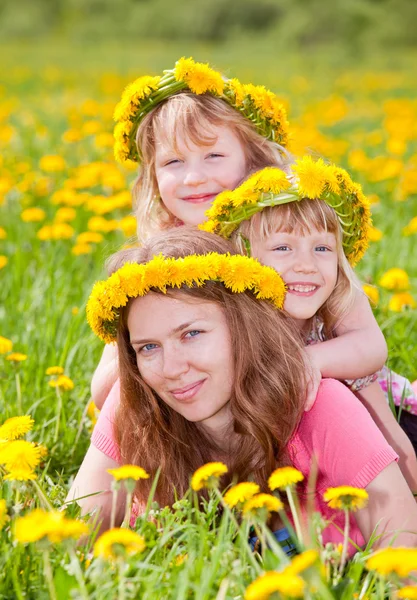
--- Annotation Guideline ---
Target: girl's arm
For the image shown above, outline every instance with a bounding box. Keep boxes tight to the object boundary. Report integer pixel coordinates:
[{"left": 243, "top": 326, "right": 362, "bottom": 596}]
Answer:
[
  {"left": 306, "top": 289, "right": 388, "bottom": 380},
  {"left": 91, "top": 344, "right": 119, "bottom": 410},
  {"left": 356, "top": 461, "right": 417, "bottom": 547},
  {"left": 65, "top": 444, "right": 126, "bottom": 533}
]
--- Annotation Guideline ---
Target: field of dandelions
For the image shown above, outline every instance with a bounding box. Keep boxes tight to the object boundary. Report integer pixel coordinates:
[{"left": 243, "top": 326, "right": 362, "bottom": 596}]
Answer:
[{"left": 1, "top": 45, "right": 417, "bottom": 599}]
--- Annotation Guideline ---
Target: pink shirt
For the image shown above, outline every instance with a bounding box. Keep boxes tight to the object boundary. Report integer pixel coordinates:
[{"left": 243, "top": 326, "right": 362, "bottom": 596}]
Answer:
[{"left": 92, "top": 378, "right": 398, "bottom": 552}]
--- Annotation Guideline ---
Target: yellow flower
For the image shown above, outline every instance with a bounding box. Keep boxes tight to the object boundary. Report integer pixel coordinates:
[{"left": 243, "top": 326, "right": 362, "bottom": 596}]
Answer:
[
  {"left": 293, "top": 155, "right": 330, "bottom": 198},
  {"left": 363, "top": 284, "right": 379, "bottom": 306},
  {"left": 113, "top": 75, "right": 161, "bottom": 122},
  {"left": 0, "top": 440, "right": 41, "bottom": 472},
  {"left": 76, "top": 231, "right": 104, "bottom": 244},
  {"left": 0, "top": 415, "right": 34, "bottom": 441},
  {"left": 39, "top": 155, "right": 66, "bottom": 172},
  {"left": 0, "top": 336, "right": 12, "bottom": 354},
  {"left": 323, "top": 486, "right": 369, "bottom": 511},
  {"left": 94, "top": 528, "right": 146, "bottom": 561},
  {"left": 0, "top": 227, "right": 6, "bottom": 239},
  {"left": 388, "top": 292, "right": 417, "bottom": 312},
  {"left": 45, "top": 366, "right": 64, "bottom": 375},
  {"left": 397, "top": 586, "right": 417, "bottom": 599},
  {"left": 379, "top": 268, "right": 410, "bottom": 291},
  {"left": 285, "top": 550, "right": 319, "bottom": 575},
  {"left": 223, "top": 482, "right": 260, "bottom": 508},
  {"left": 4, "top": 467, "right": 37, "bottom": 481},
  {"left": 243, "top": 493, "right": 284, "bottom": 517},
  {"left": 0, "top": 256, "right": 8, "bottom": 269},
  {"left": 174, "top": 57, "right": 224, "bottom": 96},
  {"left": 6, "top": 353, "right": 27, "bottom": 362},
  {"left": 368, "top": 226, "right": 383, "bottom": 242},
  {"left": 191, "top": 462, "right": 228, "bottom": 491},
  {"left": 71, "top": 307, "right": 79, "bottom": 316},
  {"left": 403, "top": 216, "right": 417, "bottom": 237},
  {"left": 14, "top": 509, "right": 89, "bottom": 544},
  {"left": 54, "top": 207, "right": 77, "bottom": 222},
  {"left": 21, "top": 207, "right": 46, "bottom": 223},
  {"left": 0, "top": 498, "right": 9, "bottom": 529},
  {"left": 107, "top": 465, "right": 150, "bottom": 481},
  {"left": 268, "top": 466, "right": 304, "bottom": 490},
  {"left": 366, "top": 547, "right": 417, "bottom": 577},
  {"left": 49, "top": 375, "right": 74, "bottom": 391},
  {"left": 72, "top": 243, "right": 92, "bottom": 256},
  {"left": 245, "top": 571, "right": 305, "bottom": 600}
]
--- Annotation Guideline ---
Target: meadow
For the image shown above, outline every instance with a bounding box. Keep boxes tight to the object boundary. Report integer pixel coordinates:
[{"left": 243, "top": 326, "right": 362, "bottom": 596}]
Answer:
[{"left": 1, "top": 41, "right": 417, "bottom": 598}]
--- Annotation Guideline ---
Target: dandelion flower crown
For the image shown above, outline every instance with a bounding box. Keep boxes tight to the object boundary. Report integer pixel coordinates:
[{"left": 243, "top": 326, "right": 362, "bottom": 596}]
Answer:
[
  {"left": 113, "top": 56, "right": 289, "bottom": 165},
  {"left": 199, "top": 156, "right": 372, "bottom": 266},
  {"left": 87, "top": 253, "right": 286, "bottom": 343}
]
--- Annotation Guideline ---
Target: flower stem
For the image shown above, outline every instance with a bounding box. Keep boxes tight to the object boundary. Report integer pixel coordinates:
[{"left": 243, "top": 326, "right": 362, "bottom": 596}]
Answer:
[
  {"left": 68, "top": 547, "right": 89, "bottom": 600},
  {"left": 53, "top": 387, "right": 62, "bottom": 443},
  {"left": 122, "top": 491, "right": 132, "bottom": 528},
  {"left": 118, "top": 558, "right": 126, "bottom": 600},
  {"left": 285, "top": 486, "right": 304, "bottom": 546},
  {"left": 15, "top": 372, "right": 22, "bottom": 414},
  {"left": 339, "top": 508, "right": 350, "bottom": 576},
  {"left": 42, "top": 550, "right": 57, "bottom": 600},
  {"left": 110, "top": 485, "right": 119, "bottom": 530},
  {"left": 33, "top": 479, "right": 54, "bottom": 510}
]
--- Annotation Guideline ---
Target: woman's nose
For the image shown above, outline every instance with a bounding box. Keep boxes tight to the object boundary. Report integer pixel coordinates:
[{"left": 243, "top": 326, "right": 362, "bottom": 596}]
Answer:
[{"left": 162, "top": 347, "right": 189, "bottom": 379}]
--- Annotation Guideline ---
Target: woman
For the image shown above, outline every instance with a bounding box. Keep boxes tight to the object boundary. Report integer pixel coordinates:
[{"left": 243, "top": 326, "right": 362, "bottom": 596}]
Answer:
[{"left": 67, "top": 228, "right": 417, "bottom": 553}]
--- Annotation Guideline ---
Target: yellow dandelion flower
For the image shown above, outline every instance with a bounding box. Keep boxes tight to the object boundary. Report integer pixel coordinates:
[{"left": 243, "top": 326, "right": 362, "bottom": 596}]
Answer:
[
  {"left": 54, "top": 207, "right": 77, "bottom": 223},
  {"left": 45, "top": 366, "right": 64, "bottom": 376},
  {"left": 388, "top": 292, "right": 417, "bottom": 312},
  {"left": 0, "top": 227, "right": 7, "bottom": 239},
  {"left": 48, "top": 375, "right": 74, "bottom": 391},
  {"left": 368, "top": 226, "right": 383, "bottom": 242},
  {"left": 113, "top": 75, "right": 161, "bottom": 122},
  {"left": 268, "top": 466, "right": 304, "bottom": 491},
  {"left": 0, "top": 336, "right": 13, "bottom": 354},
  {"left": 14, "top": 509, "right": 89, "bottom": 544},
  {"left": 397, "top": 585, "right": 417, "bottom": 599},
  {"left": 71, "top": 307, "right": 79, "bottom": 316},
  {"left": 255, "top": 167, "right": 291, "bottom": 195},
  {"left": 243, "top": 493, "right": 284, "bottom": 517},
  {"left": 6, "top": 353, "right": 27, "bottom": 362},
  {"left": 0, "top": 498, "right": 8, "bottom": 529},
  {"left": 4, "top": 467, "right": 37, "bottom": 481},
  {"left": 21, "top": 207, "right": 46, "bottom": 223},
  {"left": 174, "top": 57, "right": 224, "bottom": 96},
  {"left": 285, "top": 549, "right": 319, "bottom": 575},
  {"left": 107, "top": 465, "right": 150, "bottom": 481},
  {"left": 0, "top": 440, "right": 41, "bottom": 472},
  {"left": 72, "top": 243, "right": 92, "bottom": 256},
  {"left": 323, "top": 486, "right": 369, "bottom": 511},
  {"left": 52, "top": 223, "right": 74, "bottom": 240},
  {"left": 94, "top": 528, "right": 146, "bottom": 561},
  {"left": 223, "top": 482, "right": 260, "bottom": 509},
  {"left": 366, "top": 547, "right": 417, "bottom": 577},
  {"left": 39, "top": 155, "right": 66, "bottom": 172},
  {"left": 379, "top": 268, "right": 410, "bottom": 291},
  {"left": 245, "top": 571, "right": 305, "bottom": 600},
  {"left": 293, "top": 156, "right": 329, "bottom": 199},
  {"left": 76, "top": 231, "right": 104, "bottom": 244},
  {"left": 227, "top": 78, "right": 245, "bottom": 105},
  {"left": 191, "top": 462, "right": 228, "bottom": 491},
  {"left": 363, "top": 284, "right": 379, "bottom": 306},
  {"left": 0, "top": 256, "right": 8, "bottom": 269},
  {"left": 403, "top": 217, "right": 417, "bottom": 237},
  {"left": 0, "top": 415, "right": 34, "bottom": 441}
]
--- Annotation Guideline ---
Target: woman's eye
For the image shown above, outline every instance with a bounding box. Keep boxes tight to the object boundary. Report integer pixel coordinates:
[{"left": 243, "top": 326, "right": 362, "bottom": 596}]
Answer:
[
  {"left": 185, "top": 330, "right": 201, "bottom": 339},
  {"left": 139, "top": 343, "right": 158, "bottom": 353}
]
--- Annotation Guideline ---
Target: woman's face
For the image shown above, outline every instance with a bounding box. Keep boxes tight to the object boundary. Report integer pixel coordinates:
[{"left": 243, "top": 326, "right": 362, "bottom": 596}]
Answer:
[
  {"left": 154, "top": 124, "right": 247, "bottom": 226},
  {"left": 128, "top": 293, "right": 234, "bottom": 431}
]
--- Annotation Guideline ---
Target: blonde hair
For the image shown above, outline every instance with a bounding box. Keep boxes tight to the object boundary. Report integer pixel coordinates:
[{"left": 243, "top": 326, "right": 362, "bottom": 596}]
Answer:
[
  {"left": 133, "top": 92, "right": 291, "bottom": 242},
  {"left": 234, "top": 199, "right": 361, "bottom": 338}
]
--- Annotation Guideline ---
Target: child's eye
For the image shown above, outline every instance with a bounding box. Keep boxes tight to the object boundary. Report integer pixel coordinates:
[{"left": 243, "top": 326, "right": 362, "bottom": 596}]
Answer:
[
  {"left": 315, "top": 245, "right": 331, "bottom": 252},
  {"left": 273, "top": 245, "right": 290, "bottom": 251},
  {"left": 164, "top": 158, "right": 181, "bottom": 166},
  {"left": 207, "top": 153, "right": 223, "bottom": 159}
]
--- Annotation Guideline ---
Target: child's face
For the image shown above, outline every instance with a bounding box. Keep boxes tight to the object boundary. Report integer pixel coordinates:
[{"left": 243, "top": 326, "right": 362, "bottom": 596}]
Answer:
[
  {"left": 154, "top": 124, "right": 247, "bottom": 226},
  {"left": 252, "top": 228, "right": 339, "bottom": 325}
]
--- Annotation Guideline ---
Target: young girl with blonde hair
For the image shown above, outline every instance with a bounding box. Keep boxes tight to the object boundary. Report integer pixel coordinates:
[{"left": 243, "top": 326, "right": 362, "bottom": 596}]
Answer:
[
  {"left": 68, "top": 228, "right": 417, "bottom": 554},
  {"left": 91, "top": 58, "right": 388, "bottom": 416},
  {"left": 201, "top": 160, "right": 417, "bottom": 491}
]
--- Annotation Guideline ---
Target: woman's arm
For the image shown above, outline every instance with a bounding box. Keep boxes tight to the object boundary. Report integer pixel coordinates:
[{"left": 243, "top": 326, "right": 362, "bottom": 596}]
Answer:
[
  {"left": 307, "top": 291, "right": 388, "bottom": 380},
  {"left": 356, "top": 461, "right": 417, "bottom": 548},
  {"left": 65, "top": 444, "right": 126, "bottom": 533},
  {"left": 91, "top": 344, "right": 119, "bottom": 410}
]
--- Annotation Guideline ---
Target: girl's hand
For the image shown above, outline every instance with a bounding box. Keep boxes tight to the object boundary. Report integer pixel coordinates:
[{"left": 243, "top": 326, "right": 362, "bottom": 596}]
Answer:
[{"left": 304, "top": 346, "right": 322, "bottom": 411}]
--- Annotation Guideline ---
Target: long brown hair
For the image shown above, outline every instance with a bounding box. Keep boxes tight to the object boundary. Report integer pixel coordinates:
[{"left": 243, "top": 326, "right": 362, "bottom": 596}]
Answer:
[
  {"left": 133, "top": 93, "right": 291, "bottom": 242},
  {"left": 110, "top": 228, "right": 307, "bottom": 506}
]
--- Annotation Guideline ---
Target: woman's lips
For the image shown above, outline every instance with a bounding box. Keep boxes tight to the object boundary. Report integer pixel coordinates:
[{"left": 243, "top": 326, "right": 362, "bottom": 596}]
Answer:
[
  {"left": 181, "top": 193, "right": 216, "bottom": 204},
  {"left": 170, "top": 379, "right": 206, "bottom": 402}
]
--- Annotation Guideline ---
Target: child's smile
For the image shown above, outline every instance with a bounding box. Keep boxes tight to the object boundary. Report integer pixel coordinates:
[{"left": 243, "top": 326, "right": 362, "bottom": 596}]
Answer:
[{"left": 252, "top": 228, "right": 339, "bottom": 325}]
